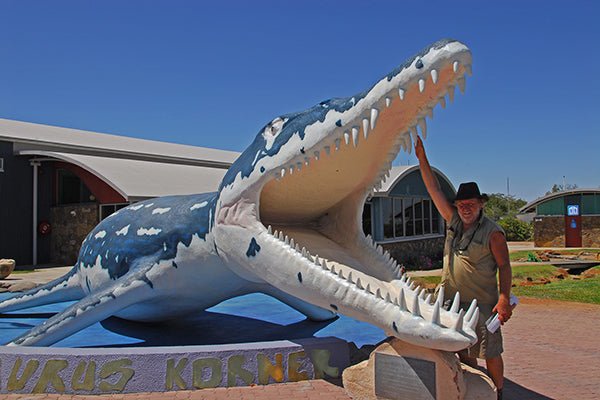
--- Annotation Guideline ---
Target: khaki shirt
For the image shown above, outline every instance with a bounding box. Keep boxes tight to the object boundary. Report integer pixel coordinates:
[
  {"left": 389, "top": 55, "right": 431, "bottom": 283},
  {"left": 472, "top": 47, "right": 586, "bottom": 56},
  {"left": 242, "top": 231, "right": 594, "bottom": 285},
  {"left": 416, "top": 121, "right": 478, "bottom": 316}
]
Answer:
[{"left": 441, "top": 210, "right": 504, "bottom": 306}]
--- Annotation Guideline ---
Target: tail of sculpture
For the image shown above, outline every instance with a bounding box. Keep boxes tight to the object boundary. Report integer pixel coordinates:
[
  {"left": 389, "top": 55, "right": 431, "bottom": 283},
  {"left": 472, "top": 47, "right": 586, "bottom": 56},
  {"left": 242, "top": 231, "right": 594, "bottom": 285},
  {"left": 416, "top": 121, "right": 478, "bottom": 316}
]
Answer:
[{"left": 0, "top": 267, "right": 84, "bottom": 313}]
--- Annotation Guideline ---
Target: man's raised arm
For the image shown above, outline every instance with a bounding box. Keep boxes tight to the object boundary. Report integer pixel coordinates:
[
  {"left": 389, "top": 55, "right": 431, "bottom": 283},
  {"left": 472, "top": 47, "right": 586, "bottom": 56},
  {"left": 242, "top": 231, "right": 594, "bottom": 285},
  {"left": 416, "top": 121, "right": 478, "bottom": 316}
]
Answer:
[{"left": 415, "top": 136, "right": 454, "bottom": 223}]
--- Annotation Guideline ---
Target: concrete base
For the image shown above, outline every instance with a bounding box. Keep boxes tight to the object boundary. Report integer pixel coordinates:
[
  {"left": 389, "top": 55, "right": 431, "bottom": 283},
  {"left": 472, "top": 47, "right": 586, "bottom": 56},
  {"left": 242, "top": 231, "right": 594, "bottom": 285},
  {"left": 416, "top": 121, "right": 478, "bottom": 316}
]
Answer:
[
  {"left": 0, "top": 337, "right": 349, "bottom": 395},
  {"left": 342, "top": 338, "right": 496, "bottom": 400}
]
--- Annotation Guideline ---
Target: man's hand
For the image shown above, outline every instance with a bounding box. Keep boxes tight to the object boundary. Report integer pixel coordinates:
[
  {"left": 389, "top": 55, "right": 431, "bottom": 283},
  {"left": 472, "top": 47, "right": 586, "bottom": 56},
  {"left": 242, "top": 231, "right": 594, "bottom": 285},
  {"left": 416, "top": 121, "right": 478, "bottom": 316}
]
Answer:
[
  {"left": 493, "top": 296, "right": 513, "bottom": 324},
  {"left": 414, "top": 135, "right": 426, "bottom": 161}
]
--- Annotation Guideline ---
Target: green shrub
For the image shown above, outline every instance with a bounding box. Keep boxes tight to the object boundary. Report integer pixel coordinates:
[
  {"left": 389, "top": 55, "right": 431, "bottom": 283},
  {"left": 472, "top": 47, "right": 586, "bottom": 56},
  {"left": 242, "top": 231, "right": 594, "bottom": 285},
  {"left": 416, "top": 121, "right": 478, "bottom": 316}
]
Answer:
[{"left": 498, "top": 217, "right": 533, "bottom": 241}]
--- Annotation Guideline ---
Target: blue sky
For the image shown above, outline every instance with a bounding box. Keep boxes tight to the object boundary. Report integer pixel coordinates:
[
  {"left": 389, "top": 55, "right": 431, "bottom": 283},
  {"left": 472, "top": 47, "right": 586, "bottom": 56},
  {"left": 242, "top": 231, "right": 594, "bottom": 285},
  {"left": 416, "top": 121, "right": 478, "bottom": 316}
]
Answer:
[{"left": 2, "top": 0, "right": 599, "bottom": 201}]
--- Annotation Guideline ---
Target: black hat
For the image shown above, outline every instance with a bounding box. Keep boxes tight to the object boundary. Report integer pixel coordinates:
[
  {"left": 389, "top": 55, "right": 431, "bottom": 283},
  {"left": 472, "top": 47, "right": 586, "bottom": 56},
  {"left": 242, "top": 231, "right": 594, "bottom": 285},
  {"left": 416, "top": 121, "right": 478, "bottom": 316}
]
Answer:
[{"left": 454, "top": 182, "right": 489, "bottom": 202}]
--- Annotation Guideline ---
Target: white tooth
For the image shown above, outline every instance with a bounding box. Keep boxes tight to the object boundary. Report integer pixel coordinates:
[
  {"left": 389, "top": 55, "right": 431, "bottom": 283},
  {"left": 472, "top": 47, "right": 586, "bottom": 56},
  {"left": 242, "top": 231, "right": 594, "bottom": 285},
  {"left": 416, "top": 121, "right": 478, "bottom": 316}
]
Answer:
[
  {"left": 453, "top": 309, "right": 465, "bottom": 331},
  {"left": 278, "top": 231, "right": 284, "bottom": 241},
  {"left": 314, "top": 150, "right": 320, "bottom": 160},
  {"left": 419, "top": 288, "right": 426, "bottom": 300},
  {"left": 465, "top": 64, "right": 473, "bottom": 76},
  {"left": 366, "top": 283, "right": 372, "bottom": 294},
  {"left": 468, "top": 308, "right": 479, "bottom": 330},
  {"left": 426, "top": 107, "right": 433, "bottom": 120},
  {"left": 362, "top": 119, "right": 369, "bottom": 139},
  {"left": 301, "top": 247, "right": 307, "bottom": 257},
  {"left": 314, "top": 255, "right": 320, "bottom": 265},
  {"left": 366, "top": 234, "right": 372, "bottom": 243},
  {"left": 347, "top": 271, "right": 353, "bottom": 283},
  {"left": 321, "top": 259, "right": 328, "bottom": 270},
  {"left": 338, "top": 269, "right": 345, "bottom": 279},
  {"left": 267, "top": 225, "right": 272, "bottom": 234},
  {"left": 296, "top": 162, "right": 302, "bottom": 171},
  {"left": 457, "top": 76, "right": 466, "bottom": 94},
  {"left": 465, "top": 298, "right": 478, "bottom": 322},
  {"left": 450, "top": 292, "right": 460, "bottom": 313},
  {"left": 453, "top": 60, "right": 459, "bottom": 73},
  {"left": 430, "top": 69, "right": 438, "bottom": 84},
  {"left": 324, "top": 146, "right": 331, "bottom": 155},
  {"left": 425, "top": 294, "right": 432, "bottom": 305},
  {"left": 356, "top": 278, "right": 363, "bottom": 289},
  {"left": 352, "top": 127, "right": 360, "bottom": 147},
  {"left": 370, "top": 108, "right": 379, "bottom": 131},
  {"left": 439, "top": 96, "right": 446, "bottom": 109},
  {"left": 290, "top": 238, "right": 295, "bottom": 248},
  {"left": 410, "top": 125, "right": 418, "bottom": 143},
  {"left": 448, "top": 85, "right": 455, "bottom": 103},
  {"left": 273, "top": 229, "right": 278, "bottom": 238},
  {"left": 304, "top": 157, "right": 310, "bottom": 166},
  {"left": 411, "top": 294, "right": 421, "bottom": 317},
  {"left": 295, "top": 243, "right": 300, "bottom": 252},
  {"left": 398, "top": 88, "right": 405, "bottom": 100},
  {"left": 377, "top": 245, "right": 383, "bottom": 255},
  {"left": 397, "top": 288, "right": 407, "bottom": 311},
  {"left": 435, "top": 286, "right": 445, "bottom": 308},
  {"left": 385, "top": 292, "right": 392, "bottom": 303},
  {"left": 418, "top": 118, "right": 427, "bottom": 139},
  {"left": 284, "top": 235, "right": 289, "bottom": 245},
  {"left": 409, "top": 282, "right": 416, "bottom": 290},
  {"left": 385, "top": 97, "right": 392, "bottom": 107},
  {"left": 281, "top": 168, "right": 286, "bottom": 178},
  {"left": 376, "top": 288, "right": 383, "bottom": 299},
  {"left": 331, "top": 264, "right": 336, "bottom": 274},
  {"left": 431, "top": 303, "right": 440, "bottom": 325},
  {"left": 289, "top": 165, "right": 294, "bottom": 174},
  {"left": 418, "top": 78, "right": 425, "bottom": 93},
  {"left": 334, "top": 138, "right": 341, "bottom": 150},
  {"left": 344, "top": 131, "right": 350, "bottom": 145}
]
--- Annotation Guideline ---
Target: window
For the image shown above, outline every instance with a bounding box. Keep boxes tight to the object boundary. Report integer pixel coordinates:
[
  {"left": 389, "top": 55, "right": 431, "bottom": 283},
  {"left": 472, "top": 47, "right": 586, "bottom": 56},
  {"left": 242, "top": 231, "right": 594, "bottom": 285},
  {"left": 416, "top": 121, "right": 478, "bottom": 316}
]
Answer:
[
  {"left": 100, "top": 203, "right": 129, "bottom": 220},
  {"left": 394, "top": 198, "right": 404, "bottom": 237},
  {"left": 0, "top": 157, "right": 4, "bottom": 172},
  {"left": 57, "top": 169, "right": 94, "bottom": 205},
  {"left": 382, "top": 198, "right": 394, "bottom": 239},
  {"left": 371, "top": 196, "right": 442, "bottom": 240},
  {"left": 362, "top": 202, "right": 372, "bottom": 236}
]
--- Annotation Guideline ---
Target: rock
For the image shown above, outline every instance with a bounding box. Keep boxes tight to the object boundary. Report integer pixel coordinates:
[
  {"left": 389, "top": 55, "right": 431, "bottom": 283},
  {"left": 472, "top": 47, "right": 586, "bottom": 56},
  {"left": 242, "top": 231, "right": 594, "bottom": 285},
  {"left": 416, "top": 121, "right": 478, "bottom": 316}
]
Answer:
[
  {"left": 342, "top": 337, "right": 496, "bottom": 400},
  {"left": 0, "top": 259, "right": 16, "bottom": 279}
]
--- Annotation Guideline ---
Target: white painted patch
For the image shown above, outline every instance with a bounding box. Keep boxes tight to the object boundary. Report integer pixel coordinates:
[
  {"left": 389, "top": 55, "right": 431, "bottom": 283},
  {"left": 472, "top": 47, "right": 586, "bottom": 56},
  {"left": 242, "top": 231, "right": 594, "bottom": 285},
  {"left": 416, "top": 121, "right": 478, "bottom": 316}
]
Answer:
[
  {"left": 190, "top": 201, "right": 208, "bottom": 210},
  {"left": 152, "top": 207, "right": 171, "bottom": 215},
  {"left": 129, "top": 204, "right": 144, "bottom": 211},
  {"left": 163, "top": 242, "right": 167, "bottom": 251},
  {"left": 94, "top": 230, "right": 107, "bottom": 239},
  {"left": 116, "top": 225, "right": 131, "bottom": 236},
  {"left": 137, "top": 227, "right": 162, "bottom": 236},
  {"left": 144, "top": 203, "right": 155, "bottom": 208}
]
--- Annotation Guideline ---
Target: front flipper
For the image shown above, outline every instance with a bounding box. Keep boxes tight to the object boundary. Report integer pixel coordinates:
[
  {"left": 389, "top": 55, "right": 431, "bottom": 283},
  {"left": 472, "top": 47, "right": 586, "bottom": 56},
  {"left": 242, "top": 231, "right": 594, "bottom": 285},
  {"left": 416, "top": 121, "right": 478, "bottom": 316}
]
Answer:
[
  {"left": 7, "top": 267, "right": 156, "bottom": 347},
  {"left": 0, "top": 267, "right": 83, "bottom": 313}
]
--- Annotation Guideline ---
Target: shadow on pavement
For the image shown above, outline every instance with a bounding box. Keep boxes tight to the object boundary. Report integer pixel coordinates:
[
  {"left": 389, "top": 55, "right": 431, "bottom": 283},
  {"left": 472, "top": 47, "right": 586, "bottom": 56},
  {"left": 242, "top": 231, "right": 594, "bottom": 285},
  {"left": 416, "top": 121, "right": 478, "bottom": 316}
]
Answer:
[{"left": 504, "top": 378, "right": 554, "bottom": 400}]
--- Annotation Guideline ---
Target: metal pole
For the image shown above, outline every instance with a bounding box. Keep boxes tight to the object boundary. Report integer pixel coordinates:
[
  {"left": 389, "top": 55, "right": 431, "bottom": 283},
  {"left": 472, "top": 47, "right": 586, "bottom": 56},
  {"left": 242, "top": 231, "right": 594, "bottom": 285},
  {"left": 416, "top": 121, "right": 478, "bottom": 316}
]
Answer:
[{"left": 31, "top": 160, "right": 41, "bottom": 266}]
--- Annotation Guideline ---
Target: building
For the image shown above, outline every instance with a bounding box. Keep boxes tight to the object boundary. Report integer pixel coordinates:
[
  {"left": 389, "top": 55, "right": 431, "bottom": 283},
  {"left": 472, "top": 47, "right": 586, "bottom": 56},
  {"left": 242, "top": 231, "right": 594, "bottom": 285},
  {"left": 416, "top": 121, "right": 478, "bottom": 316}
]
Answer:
[
  {"left": 1, "top": 118, "right": 454, "bottom": 269},
  {"left": 365, "top": 165, "right": 456, "bottom": 268},
  {"left": 0, "top": 118, "right": 239, "bottom": 266},
  {"left": 520, "top": 189, "right": 600, "bottom": 247}
]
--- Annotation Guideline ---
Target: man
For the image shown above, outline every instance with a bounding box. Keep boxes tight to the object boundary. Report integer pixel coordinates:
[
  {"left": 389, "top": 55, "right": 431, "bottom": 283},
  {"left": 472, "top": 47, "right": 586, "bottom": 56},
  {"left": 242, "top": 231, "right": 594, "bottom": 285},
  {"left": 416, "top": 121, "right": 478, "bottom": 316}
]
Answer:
[{"left": 415, "top": 136, "right": 513, "bottom": 399}]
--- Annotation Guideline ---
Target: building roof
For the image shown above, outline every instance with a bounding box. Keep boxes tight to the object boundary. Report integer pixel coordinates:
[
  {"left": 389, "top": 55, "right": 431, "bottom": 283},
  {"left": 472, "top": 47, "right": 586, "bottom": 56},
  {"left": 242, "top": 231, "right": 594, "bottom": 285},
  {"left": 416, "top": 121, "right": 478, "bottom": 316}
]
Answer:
[
  {"left": 520, "top": 188, "right": 600, "bottom": 214},
  {"left": 373, "top": 165, "right": 455, "bottom": 197},
  {"left": 1, "top": 118, "right": 241, "bottom": 200},
  {"left": 0, "top": 118, "right": 240, "bottom": 168}
]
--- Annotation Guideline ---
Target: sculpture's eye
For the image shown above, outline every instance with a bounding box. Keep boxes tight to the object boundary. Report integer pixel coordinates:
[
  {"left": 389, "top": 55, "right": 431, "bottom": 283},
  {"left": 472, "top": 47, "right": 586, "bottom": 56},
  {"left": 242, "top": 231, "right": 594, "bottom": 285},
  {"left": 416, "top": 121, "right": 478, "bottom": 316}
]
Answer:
[{"left": 265, "top": 117, "right": 284, "bottom": 137}]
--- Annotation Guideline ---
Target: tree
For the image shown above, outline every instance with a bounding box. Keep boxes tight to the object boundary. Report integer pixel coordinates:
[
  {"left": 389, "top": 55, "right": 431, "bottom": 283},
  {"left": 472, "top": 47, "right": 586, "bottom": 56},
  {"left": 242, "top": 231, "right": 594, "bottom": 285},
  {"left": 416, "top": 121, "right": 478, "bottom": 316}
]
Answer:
[
  {"left": 484, "top": 193, "right": 527, "bottom": 221},
  {"left": 546, "top": 183, "right": 578, "bottom": 195}
]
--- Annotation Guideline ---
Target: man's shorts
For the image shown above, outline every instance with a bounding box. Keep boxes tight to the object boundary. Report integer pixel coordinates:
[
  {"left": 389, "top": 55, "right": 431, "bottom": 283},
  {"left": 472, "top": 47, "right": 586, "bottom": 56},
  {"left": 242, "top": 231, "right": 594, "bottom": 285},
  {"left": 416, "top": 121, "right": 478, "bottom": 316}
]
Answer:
[{"left": 458, "top": 302, "right": 503, "bottom": 360}]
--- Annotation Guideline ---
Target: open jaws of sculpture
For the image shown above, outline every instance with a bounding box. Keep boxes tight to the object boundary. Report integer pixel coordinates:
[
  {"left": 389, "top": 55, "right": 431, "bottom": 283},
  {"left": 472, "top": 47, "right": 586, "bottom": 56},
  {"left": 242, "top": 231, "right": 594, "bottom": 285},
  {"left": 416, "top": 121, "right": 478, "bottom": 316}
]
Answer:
[{"left": 0, "top": 39, "right": 478, "bottom": 352}]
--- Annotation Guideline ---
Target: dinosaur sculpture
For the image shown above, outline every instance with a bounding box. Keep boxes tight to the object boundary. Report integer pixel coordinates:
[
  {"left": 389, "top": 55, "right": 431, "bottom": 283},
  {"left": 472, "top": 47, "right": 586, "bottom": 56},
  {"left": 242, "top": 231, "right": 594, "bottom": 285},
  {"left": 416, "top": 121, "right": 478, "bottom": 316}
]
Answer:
[{"left": 0, "top": 39, "right": 478, "bottom": 351}]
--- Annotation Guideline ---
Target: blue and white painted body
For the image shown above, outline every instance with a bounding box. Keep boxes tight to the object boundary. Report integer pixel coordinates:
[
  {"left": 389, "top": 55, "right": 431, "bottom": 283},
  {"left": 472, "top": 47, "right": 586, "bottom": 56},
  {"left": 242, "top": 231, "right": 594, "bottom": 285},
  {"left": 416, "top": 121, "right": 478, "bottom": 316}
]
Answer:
[{"left": 1, "top": 39, "right": 479, "bottom": 351}]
